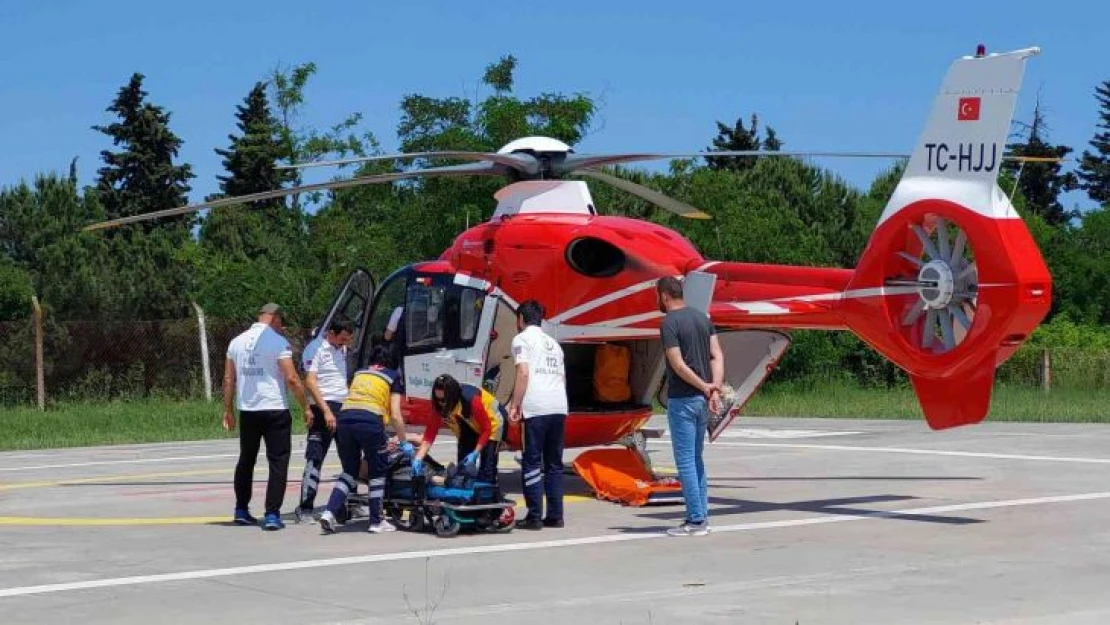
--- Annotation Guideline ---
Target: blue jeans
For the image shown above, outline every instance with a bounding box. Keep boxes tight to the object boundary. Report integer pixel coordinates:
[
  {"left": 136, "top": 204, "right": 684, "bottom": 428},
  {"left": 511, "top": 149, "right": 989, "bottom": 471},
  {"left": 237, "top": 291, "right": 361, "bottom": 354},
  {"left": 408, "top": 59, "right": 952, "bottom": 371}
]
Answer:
[{"left": 667, "top": 395, "right": 709, "bottom": 524}]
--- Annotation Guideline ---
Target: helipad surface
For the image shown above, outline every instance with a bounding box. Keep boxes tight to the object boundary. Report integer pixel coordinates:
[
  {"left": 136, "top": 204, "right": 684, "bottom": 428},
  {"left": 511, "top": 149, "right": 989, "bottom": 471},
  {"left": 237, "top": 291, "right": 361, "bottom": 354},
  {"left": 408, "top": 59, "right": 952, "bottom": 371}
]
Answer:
[{"left": 3, "top": 415, "right": 1110, "bottom": 624}]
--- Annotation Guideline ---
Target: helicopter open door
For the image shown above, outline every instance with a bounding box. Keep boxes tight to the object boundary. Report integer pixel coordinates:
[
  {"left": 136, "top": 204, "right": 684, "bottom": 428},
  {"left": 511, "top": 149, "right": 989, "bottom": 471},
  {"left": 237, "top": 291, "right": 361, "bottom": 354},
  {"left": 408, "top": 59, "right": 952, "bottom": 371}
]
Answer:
[
  {"left": 312, "top": 268, "right": 375, "bottom": 375},
  {"left": 401, "top": 274, "right": 500, "bottom": 403}
]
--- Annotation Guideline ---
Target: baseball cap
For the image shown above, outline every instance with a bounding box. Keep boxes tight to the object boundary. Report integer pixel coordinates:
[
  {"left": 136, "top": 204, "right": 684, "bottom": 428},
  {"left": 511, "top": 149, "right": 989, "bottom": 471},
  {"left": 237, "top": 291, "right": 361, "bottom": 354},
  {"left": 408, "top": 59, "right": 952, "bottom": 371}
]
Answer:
[{"left": 259, "top": 302, "right": 283, "bottom": 316}]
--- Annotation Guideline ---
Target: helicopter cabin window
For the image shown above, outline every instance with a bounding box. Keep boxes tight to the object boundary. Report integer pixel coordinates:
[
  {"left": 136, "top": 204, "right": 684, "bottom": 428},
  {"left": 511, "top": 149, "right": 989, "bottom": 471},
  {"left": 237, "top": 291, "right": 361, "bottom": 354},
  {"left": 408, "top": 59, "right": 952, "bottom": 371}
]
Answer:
[
  {"left": 457, "top": 287, "right": 483, "bottom": 344},
  {"left": 366, "top": 274, "right": 407, "bottom": 347},
  {"left": 403, "top": 279, "right": 486, "bottom": 353},
  {"left": 406, "top": 280, "right": 446, "bottom": 350}
]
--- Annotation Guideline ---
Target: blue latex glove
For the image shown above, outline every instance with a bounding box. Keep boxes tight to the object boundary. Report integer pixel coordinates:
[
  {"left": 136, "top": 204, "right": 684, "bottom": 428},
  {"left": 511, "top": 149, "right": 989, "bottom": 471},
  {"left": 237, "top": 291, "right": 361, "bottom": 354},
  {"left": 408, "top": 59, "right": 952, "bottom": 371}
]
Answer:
[
  {"left": 463, "top": 450, "right": 479, "bottom": 466},
  {"left": 400, "top": 441, "right": 415, "bottom": 458},
  {"left": 411, "top": 458, "right": 424, "bottom": 475}
]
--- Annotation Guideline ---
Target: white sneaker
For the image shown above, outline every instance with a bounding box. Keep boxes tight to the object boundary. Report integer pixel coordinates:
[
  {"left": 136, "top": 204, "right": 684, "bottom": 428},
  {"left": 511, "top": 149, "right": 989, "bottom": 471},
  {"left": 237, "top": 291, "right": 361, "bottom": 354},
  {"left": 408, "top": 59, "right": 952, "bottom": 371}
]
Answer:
[
  {"left": 666, "top": 522, "right": 708, "bottom": 537},
  {"left": 318, "top": 510, "right": 337, "bottom": 534},
  {"left": 368, "top": 519, "right": 397, "bottom": 533}
]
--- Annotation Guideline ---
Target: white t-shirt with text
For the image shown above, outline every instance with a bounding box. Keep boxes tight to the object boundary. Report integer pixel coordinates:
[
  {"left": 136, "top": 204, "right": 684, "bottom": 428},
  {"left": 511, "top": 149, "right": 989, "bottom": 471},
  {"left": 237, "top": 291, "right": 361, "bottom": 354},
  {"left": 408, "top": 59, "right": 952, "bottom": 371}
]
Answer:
[
  {"left": 512, "top": 325, "right": 568, "bottom": 418},
  {"left": 301, "top": 336, "right": 349, "bottom": 404},
  {"left": 226, "top": 323, "right": 292, "bottom": 411}
]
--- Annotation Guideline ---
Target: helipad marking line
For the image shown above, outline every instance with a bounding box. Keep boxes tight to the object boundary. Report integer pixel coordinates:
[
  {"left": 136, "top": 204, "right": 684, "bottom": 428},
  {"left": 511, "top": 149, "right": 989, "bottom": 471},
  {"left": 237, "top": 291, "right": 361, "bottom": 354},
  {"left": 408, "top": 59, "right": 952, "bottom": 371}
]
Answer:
[
  {"left": 0, "top": 516, "right": 229, "bottom": 526},
  {"left": 0, "top": 441, "right": 241, "bottom": 462},
  {"left": 0, "top": 464, "right": 346, "bottom": 492},
  {"left": 711, "top": 429, "right": 863, "bottom": 439},
  {"left": 0, "top": 494, "right": 597, "bottom": 527},
  {"left": 0, "top": 453, "right": 241, "bottom": 473},
  {"left": 0, "top": 468, "right": 237, "bottom": 492},
  {"left": 654, "top": 440, "right": 1110, "bottom": 464},
  {"left": 2, "top": 490, "right": 1108, "bottom": 598}
]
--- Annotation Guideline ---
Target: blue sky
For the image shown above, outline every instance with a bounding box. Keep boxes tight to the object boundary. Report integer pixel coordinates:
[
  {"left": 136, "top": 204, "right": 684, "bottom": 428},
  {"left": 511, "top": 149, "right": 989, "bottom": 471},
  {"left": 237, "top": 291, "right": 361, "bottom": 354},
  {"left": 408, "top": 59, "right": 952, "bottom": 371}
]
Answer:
[{"left": 1, "top": 1, "right": 1105, "bottom": 213}]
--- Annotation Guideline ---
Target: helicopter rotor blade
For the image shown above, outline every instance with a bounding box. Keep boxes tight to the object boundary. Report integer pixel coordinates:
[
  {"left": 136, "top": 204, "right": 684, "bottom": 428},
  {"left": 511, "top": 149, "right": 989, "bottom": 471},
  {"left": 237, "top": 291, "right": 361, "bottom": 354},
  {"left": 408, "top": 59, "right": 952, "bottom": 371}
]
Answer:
[
  {"left": 573, "top": 169, "right": 711, "bottom": 220},
  {"left": 81, "top": 162, "right": 500, "bottom": 232},
  {"left": 279, "top": 148, "right": 1067, "bottom": 181},
  {"left": 556, "top": 150, "right": 1063, "bottom": 174},
  {"left": 275, "top": 150, "right": 538, "bottom": 175}
]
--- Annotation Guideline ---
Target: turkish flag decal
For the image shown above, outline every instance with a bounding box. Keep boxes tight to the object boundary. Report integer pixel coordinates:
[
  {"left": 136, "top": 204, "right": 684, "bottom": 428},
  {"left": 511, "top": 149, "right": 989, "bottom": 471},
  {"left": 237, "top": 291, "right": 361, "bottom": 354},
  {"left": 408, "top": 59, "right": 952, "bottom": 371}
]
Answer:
[{"left": 958, "top": 97, "right": 981, "bottom": 121}]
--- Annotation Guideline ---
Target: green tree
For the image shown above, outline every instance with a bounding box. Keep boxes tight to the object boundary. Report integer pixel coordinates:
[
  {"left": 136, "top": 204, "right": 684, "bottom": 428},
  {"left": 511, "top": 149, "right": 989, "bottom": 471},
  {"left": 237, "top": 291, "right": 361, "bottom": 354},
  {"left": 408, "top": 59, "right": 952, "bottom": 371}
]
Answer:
[
  {"left": 705, "top": 112, "right": 782, "bottom": 172},
  {"left": 1002, "top": 102, "right": 1079, "bottom": 226},
  {"left": 0, "top": 173, "right": 107, "bottom": 319},
  {"left": 0, "top": 259, "right": 34, "bottom": 321},
  {"left": 200, "top": 82, "right": 297, "bottom": 259},
  {"left": 397, "top": 54, "right": 596, "bottom": 153},
  {"left": 1077, "top": 80, "right": 1110, "bottom": 206},
  {"left": 92, "top": 73, "right": 195, "bottom": 319},
  {"left": 268, "top": 62, "right": 380, "bottom": 210}
]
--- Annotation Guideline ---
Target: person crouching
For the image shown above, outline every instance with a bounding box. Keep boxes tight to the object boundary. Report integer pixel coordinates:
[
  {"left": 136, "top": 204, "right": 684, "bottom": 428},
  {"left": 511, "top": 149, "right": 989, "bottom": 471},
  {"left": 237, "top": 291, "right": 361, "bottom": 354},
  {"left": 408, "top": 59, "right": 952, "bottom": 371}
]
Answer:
[{"left": 317, "top": 345, "right": 413, "bottom": 534}]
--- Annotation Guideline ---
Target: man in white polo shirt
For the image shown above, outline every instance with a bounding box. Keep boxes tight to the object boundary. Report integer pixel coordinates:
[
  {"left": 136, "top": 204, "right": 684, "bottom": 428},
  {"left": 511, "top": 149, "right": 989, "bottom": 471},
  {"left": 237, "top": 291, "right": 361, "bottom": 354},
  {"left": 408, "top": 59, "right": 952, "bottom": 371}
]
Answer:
[
  {"left": 508, "top": 299, "right": 568, "bottom": 530},
  {"left": 223, "top": 303, "right": 309, "bottom": 531},
  {"left": 293, "top": 317, "right": 354, "bottom": 523}
]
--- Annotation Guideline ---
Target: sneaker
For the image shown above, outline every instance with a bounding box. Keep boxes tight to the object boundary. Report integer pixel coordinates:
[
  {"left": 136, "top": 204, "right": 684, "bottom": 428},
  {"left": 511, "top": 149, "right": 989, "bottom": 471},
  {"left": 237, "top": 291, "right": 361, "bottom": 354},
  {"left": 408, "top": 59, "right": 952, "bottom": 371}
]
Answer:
[
  {"left": 262, "top": 512, "right": 285, "bottom": 531},
  {"left": 233, "top": 508, "right": 257, "bottom": 526},
  {"left": 368, "top": 519, "right": 397, "bottom": 533},
  {"left": 542, "top": 518, "right": 564, "bottom": 528},
  {"left": 318, "top": 510, "right": 338, "bottom": 534},
  {"left": 666, "top": 522, "right": 708, "bottom": 537}
]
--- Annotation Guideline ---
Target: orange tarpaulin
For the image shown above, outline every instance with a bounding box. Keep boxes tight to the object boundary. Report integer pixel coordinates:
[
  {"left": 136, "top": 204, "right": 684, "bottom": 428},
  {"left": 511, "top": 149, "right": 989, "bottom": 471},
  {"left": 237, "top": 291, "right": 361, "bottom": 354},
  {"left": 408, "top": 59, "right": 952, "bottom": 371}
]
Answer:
[{"left": 572, "top": 448, "right": 682, "bottom": 506}]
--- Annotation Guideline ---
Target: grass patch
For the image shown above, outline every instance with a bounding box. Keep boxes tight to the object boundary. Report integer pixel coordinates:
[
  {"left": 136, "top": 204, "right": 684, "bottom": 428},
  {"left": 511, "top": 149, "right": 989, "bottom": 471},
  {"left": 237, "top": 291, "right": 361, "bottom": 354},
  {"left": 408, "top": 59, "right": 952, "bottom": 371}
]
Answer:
[
  {"left": 2, "top": 385, "right": 1110, "bottom": 452},
  {"left": 745, "top": 383, "right": 1110, "bottom": 423},
  {"left": 0, "top": 399, "right": 308, "bottom": 451}
]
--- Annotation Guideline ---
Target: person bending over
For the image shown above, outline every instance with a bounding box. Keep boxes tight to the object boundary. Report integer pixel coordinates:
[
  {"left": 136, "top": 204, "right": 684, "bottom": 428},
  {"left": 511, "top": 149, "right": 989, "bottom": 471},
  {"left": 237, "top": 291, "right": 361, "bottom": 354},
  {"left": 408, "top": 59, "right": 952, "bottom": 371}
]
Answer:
[
  {"left": 411, "top": 374, "right": 506, "bottom": 486},
  {"left": 317, "top": 345, "right": 413, "bottom": 534}
]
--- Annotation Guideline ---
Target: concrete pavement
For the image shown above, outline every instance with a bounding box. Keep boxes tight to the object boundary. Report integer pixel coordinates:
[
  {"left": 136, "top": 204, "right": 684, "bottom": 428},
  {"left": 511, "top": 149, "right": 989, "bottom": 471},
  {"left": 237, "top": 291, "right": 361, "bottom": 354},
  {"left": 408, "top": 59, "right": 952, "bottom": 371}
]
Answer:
[{"left": 2, "top": 416, "right": 1110, "bottom": 623}]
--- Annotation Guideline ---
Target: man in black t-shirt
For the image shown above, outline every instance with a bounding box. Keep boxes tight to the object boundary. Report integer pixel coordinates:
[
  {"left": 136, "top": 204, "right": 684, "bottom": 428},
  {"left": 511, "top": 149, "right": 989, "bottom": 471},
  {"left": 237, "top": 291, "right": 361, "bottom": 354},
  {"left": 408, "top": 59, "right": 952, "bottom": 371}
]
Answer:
[{"left": 657, "top": 276, "right": 725, "bottom": 537}]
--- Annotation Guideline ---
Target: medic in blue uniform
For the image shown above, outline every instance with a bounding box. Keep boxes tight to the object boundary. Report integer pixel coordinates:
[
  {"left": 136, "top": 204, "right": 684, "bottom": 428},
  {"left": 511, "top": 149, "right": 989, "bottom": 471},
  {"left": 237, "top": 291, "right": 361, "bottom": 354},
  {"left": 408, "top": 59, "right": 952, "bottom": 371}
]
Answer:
[{"left": 317, "top": 345, "right": 413, "bottom": 534}]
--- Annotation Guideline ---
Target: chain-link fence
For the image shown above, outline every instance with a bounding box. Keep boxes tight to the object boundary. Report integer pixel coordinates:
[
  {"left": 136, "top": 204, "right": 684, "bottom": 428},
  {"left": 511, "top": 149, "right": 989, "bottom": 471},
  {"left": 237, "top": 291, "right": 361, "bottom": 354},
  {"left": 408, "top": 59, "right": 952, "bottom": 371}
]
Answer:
[
  {"left": 0, "top": 304, "right": 1107, "bottom": 408},
  {"left": 0, "top": 306, "right": 318, "bottom": 407}
]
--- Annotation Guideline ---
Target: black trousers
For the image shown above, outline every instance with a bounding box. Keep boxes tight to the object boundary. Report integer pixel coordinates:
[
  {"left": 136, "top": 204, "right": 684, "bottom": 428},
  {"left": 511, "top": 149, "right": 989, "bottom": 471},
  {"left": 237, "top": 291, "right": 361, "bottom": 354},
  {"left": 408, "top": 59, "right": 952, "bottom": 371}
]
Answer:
[
  {"left": 456, "top": 425, "right": 501, "bottom": 485},
  {"left": 234, "top": 409, "right": 292, "bottom": 515},
  {"left": 298, "top": 401, "right": 341, "bottom": 510},
  {"left": 521, "top": 414, "right": 566, "bottom": 522}
]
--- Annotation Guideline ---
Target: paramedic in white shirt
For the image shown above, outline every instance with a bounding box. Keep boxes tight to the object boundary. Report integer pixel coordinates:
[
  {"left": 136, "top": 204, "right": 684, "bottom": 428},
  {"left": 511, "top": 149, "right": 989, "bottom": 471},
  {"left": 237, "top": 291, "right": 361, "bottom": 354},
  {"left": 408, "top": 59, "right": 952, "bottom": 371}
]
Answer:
[
  {"left": 222, "top": 303, "right": 308, "bottom": 531},
  {"left": 508, "top": 299, "right": 568, "bottom": 530},
  {"left": 294, "top": 317, "right": 354, "bottom": 523}
]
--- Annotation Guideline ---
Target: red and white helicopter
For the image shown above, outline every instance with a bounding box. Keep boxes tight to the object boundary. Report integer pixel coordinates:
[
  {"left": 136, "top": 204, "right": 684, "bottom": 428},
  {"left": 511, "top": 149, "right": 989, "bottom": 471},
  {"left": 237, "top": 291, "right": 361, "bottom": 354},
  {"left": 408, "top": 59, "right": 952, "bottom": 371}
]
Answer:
[{"left": 87, "top": 46, "right": 1052, "bottom": 500}]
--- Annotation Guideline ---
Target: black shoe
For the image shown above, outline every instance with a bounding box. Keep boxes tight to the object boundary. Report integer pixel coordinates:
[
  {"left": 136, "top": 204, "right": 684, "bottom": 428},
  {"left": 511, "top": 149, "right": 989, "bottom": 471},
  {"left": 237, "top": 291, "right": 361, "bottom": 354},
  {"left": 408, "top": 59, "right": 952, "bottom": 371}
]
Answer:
[
  {"left": 515, "top": 518, "right": 544, "bottom": 530},
  {"left": 542, "top": 518, "right": 564, "bottom": 528}
]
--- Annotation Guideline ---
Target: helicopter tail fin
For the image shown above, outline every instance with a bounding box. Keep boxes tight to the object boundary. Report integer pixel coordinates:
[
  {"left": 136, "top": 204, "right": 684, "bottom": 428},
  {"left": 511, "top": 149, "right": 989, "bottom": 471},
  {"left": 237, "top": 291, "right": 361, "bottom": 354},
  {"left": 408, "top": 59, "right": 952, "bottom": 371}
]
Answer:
[{"left": 840, "top": 46, "right": 1051, "bottom": 429}]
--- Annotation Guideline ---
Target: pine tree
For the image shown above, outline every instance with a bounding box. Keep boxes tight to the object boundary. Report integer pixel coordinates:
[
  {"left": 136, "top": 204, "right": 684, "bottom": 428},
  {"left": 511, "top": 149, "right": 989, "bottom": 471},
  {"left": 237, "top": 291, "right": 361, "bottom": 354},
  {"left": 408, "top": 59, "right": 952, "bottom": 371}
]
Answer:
[
  {"left": 705, "top": 112, "right": 782, "bottom": 172},
  {"left": 1078, "top": 80, "right": 1110, "bottom": 205},
  {"left": 92, "top": 73, "right": 195, "bottom": 319},
  {"left": 0, "top": 173, "right": 108, "bottom": 319},
  {"left": 1001, "top": 101, "right": 1078, "bottom": 226},
  {"left": 201, "top": 82, "right": 297, "bottom": 259}
]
